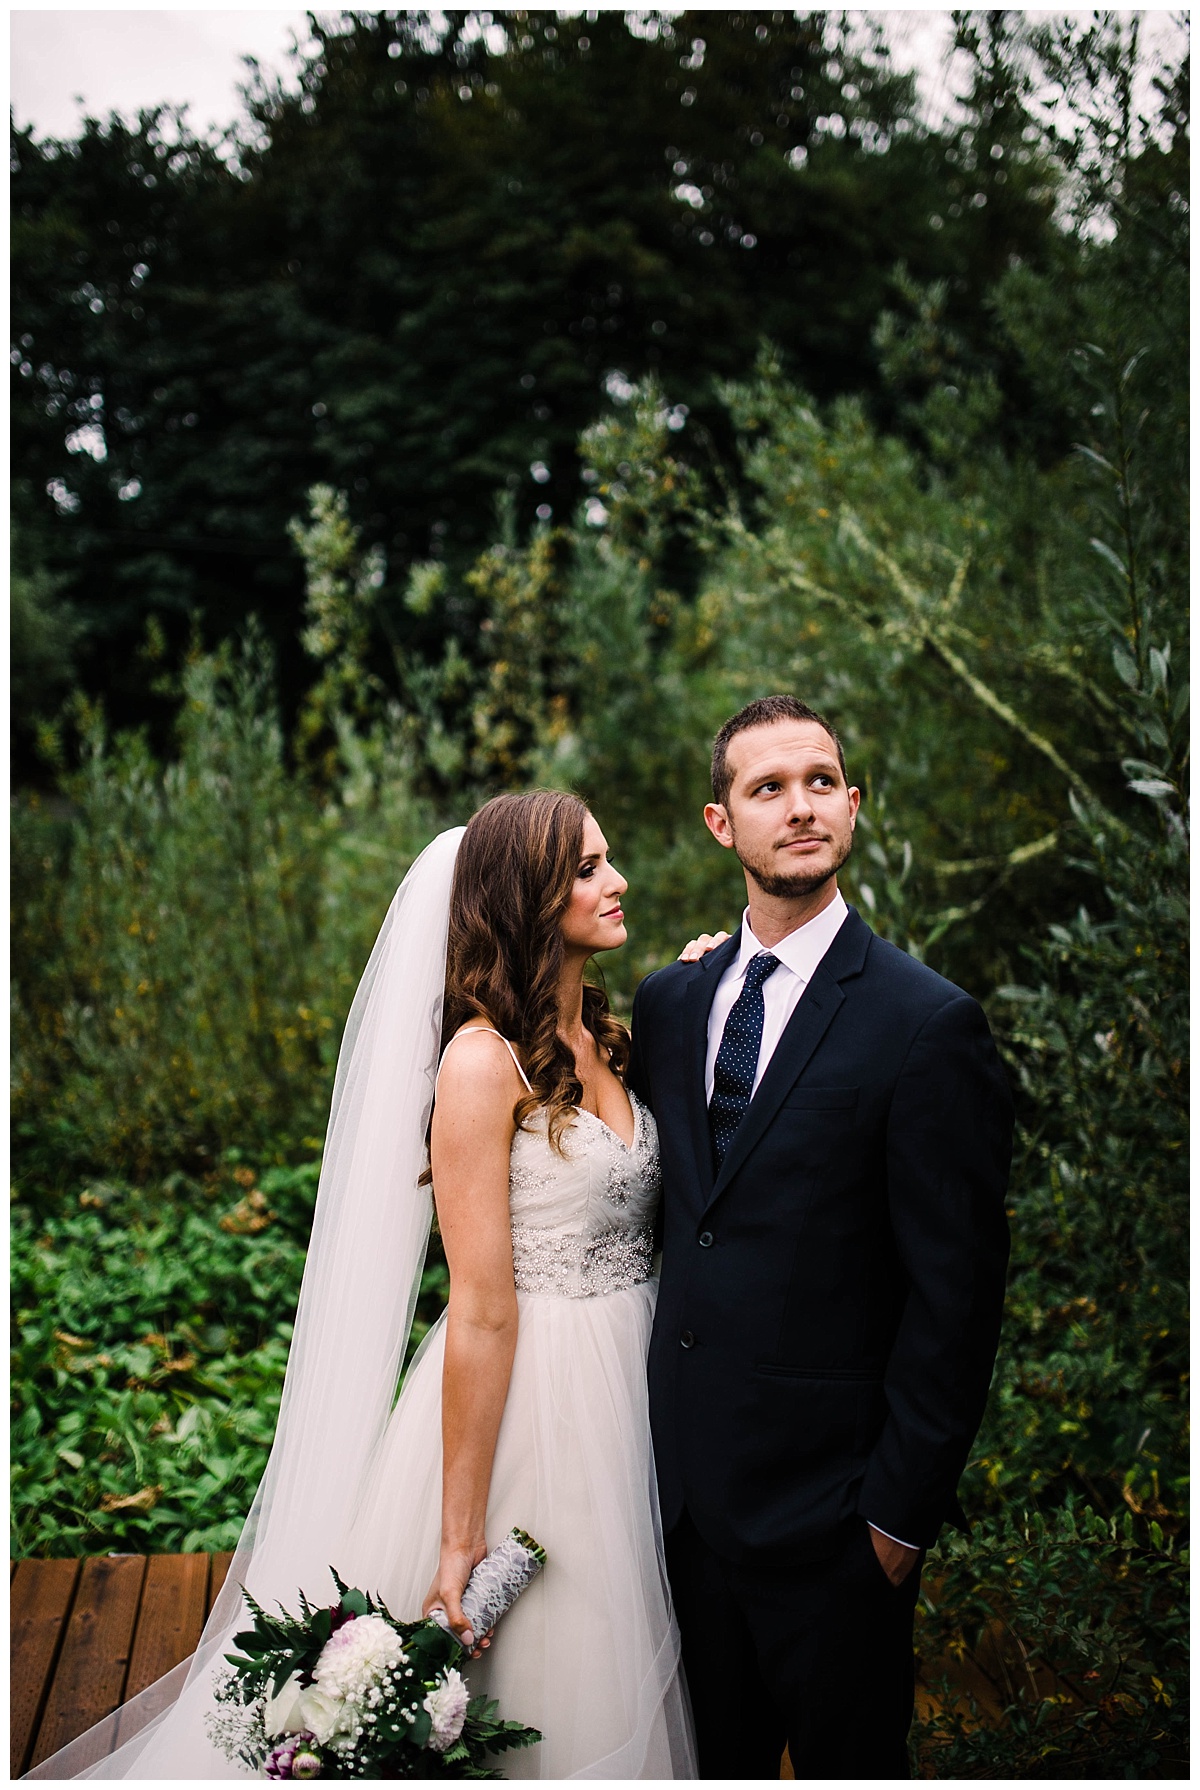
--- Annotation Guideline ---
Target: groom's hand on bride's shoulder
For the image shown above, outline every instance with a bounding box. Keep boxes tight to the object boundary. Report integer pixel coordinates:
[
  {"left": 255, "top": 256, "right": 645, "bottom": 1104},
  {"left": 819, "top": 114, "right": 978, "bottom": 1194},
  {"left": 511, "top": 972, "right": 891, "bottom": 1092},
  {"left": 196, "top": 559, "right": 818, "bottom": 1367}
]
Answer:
[{"left": 678, "top": 930, "right": 731, "bottom": 963}]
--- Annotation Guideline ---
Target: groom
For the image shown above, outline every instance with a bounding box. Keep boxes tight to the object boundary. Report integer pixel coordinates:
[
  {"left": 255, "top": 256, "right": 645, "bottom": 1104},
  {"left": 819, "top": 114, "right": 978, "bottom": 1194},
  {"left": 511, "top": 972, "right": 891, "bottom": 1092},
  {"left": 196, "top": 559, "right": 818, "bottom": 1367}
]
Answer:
[{"left": 628, "top": 695, "right": 1013, "bottom": 1780}]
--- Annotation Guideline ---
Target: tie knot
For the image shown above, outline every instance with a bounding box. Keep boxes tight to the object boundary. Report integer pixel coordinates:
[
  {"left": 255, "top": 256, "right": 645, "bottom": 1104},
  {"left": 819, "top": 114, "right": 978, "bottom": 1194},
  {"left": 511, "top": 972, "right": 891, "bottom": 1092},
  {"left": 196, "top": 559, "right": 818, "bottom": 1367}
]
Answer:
[{"left": 744, "top": 952, "right": 781, "bottom": 992}]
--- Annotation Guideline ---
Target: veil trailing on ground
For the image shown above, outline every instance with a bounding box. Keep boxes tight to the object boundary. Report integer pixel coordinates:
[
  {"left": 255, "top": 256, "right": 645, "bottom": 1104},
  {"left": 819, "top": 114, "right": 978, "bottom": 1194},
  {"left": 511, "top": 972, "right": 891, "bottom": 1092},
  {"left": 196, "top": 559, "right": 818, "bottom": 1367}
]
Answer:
[{"left": 29, "top": 827, "right": 466, "bottom": 1779}]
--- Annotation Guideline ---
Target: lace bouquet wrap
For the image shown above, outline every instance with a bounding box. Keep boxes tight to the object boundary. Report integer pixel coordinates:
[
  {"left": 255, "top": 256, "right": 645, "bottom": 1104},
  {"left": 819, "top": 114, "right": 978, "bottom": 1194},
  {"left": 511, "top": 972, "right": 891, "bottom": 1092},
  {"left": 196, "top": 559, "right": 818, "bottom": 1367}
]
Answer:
[{"left": 430, "top": 1528, "right": 547, "bottom": 1644}]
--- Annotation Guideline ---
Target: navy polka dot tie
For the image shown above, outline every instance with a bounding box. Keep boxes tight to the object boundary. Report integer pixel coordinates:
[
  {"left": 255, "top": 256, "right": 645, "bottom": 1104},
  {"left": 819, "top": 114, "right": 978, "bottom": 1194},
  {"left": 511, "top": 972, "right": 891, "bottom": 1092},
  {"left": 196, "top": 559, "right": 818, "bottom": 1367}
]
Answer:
[{"left": 709, "top": 952, "right": 781, "bottom": 1168}]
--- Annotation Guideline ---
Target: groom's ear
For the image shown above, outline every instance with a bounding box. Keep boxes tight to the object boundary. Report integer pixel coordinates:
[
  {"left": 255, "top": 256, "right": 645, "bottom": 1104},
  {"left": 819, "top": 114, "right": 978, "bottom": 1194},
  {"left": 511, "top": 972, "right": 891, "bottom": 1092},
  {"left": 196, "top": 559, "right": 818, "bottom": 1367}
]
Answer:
[{"left": 703, "top": 802, "right": 735, "bottom": 850}]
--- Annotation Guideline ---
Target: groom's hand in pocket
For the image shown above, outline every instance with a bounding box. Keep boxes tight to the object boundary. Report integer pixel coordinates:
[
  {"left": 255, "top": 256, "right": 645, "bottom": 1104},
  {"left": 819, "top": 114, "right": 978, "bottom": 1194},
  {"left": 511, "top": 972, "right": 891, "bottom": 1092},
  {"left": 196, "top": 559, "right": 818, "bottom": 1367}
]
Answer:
[{"left": 868, "top": 1525, "right": 920, "bottom": 1587}]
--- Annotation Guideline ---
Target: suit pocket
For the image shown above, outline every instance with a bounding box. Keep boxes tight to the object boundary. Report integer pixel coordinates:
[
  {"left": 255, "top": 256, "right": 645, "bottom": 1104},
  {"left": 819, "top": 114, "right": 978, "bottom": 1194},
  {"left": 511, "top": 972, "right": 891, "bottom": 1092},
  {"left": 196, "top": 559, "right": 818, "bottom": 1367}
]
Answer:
[
  {"left": 755, "top": 1363, "right": 882, "bottom": 1382},
  {"left": 782, "top": 1085, "right": 859, "bottom": 1110}
]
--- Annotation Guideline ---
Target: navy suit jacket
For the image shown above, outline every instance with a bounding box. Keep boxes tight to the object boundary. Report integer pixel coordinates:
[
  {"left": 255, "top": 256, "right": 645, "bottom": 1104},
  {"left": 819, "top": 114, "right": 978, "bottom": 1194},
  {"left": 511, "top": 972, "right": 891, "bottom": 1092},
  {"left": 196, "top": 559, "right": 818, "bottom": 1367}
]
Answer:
[{"left": 628, "top": 907, "right": 1013, "bottom": 1564}]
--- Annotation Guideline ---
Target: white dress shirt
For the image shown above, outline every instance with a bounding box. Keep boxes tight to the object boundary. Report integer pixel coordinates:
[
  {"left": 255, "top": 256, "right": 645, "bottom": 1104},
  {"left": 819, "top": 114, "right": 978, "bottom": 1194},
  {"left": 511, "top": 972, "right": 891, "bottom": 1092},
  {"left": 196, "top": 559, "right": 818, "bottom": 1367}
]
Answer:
[
  {"left": 703, "top": 890, "right": 917, "bottom": 1555},
  {"left": 704, "top": 891, "right": 849, "bottom": 1104}
]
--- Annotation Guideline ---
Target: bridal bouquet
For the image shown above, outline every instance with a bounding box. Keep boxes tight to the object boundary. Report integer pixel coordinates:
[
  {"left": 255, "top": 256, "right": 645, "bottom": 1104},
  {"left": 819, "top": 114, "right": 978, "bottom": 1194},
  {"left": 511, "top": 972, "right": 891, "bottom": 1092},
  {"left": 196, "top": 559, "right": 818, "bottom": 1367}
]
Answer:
[{"left": 206, "top": 1529, "right": 546, "bottom": 1778}]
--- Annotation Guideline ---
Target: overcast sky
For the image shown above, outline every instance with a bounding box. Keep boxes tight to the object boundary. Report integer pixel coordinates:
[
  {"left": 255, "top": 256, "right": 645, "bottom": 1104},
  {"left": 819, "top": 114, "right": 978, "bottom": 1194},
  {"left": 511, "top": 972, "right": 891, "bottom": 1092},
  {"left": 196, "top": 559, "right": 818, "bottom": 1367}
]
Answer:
[
  {"left": 10, "top": 8, "right": 1186, "bottom": 145},
  {"left": 10, "top": 9, "right": 974, "bottom": 141}
]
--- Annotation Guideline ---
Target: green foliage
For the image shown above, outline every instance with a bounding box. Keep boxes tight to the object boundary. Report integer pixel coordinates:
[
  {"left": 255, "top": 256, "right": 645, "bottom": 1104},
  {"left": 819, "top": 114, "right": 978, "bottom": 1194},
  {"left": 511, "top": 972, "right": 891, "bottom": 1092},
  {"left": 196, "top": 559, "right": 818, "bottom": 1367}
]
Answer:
[
  {"left": 11, "top": 1166, "right": 450, "bottom": 1558},
  {"left": 11, "top": 9, "right": 1068, "bottom": 746},
  {"left": 10, "top": 1169, "right": 309, "bottom": 1556},
  {"left": 11, "top": 505, "right": 87, "bottom": 745},
  {"left": 12, "top": 627, "right": 434, "bottom": 1187},
  {"left": 912, "top": 1505, "right": 1187, "bottom": 1777},
  {"left": 981, "top": 802, "right": 1187, "bottom": 1519},
  {"left": 289, "top": 483, "right": 389, "bottom": 775}
]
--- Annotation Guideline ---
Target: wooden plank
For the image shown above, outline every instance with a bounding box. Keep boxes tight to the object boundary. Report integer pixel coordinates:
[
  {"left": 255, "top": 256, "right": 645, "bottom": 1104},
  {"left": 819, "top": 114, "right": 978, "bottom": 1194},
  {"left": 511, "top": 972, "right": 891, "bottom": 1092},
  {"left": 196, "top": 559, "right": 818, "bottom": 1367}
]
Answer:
[
  {"left": 10, "top": 1558, "right": 81, "bottom": 1778},
  {"left": 29, "top": 1555, "right": 146, "bottom": 1769},
  {"left": 207, "top": 1550, "right": 236, "bottom": 1615},
  {"left": 124, "top": 1554, "right": 209, "bottom": 1700}
]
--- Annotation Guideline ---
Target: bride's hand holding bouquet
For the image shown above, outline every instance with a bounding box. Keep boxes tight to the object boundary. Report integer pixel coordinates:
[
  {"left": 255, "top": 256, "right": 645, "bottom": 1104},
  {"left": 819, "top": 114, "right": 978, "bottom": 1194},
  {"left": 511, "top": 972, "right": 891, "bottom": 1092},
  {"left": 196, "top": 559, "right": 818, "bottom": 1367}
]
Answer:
[{"left": 206, "top": 1531, "right": 545, "bottom": 1778}]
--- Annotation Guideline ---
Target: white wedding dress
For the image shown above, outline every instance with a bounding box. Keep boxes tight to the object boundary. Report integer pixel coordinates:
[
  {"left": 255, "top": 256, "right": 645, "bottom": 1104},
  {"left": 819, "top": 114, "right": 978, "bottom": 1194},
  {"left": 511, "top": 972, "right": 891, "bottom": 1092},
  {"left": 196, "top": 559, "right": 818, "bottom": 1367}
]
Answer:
[
  {"left": 339, "top": 1032, "right": 696, "bottom": 1779},
  {"left": 27, "top": 834, "right": 694, "bottom": 1781}
]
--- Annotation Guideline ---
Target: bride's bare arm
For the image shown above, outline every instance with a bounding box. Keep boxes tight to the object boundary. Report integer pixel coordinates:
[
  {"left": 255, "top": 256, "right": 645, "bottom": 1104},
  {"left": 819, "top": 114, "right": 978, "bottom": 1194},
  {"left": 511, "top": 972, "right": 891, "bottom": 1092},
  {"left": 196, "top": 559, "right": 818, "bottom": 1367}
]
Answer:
[{"left": 423, "top": 1034, "right": 521, "bottom": 1649}]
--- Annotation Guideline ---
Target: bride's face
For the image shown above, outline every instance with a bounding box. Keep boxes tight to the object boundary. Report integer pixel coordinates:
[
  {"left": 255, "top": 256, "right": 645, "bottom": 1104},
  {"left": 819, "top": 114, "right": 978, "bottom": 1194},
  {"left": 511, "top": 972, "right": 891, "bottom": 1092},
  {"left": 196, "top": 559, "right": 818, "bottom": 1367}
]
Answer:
[{"left": 560, "top": 813, "right": 628, "bottom": 956}]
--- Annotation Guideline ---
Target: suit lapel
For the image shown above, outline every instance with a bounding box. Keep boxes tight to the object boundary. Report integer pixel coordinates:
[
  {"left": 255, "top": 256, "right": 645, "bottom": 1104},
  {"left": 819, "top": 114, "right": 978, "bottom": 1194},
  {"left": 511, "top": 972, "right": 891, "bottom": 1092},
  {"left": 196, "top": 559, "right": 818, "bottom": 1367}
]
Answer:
[
  {"left": 681, "top": 929, "right": 741, "bottom": 1201},
  {"left": 702, "top": 907, "right": 872, "bottom": 1214}
]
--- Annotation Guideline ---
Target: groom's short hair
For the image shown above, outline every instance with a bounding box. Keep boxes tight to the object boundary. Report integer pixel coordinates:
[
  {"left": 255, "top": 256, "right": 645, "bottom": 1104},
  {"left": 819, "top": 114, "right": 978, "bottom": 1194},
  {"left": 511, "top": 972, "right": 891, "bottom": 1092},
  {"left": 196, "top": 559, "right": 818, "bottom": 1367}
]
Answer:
[{"left": 711, "top": 695, "right": 848, "bottom": 806}]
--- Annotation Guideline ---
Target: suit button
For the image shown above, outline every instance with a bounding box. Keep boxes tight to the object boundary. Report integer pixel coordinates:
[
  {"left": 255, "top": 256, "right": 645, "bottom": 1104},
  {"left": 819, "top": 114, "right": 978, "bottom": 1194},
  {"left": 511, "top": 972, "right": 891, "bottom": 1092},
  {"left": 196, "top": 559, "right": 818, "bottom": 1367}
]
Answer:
[
  {"left": 680, "top": 1330, "right": 695, "bottom": 1349},
  {"left": 698, "top": 1231, "right": 713, "bottom": 1248}
]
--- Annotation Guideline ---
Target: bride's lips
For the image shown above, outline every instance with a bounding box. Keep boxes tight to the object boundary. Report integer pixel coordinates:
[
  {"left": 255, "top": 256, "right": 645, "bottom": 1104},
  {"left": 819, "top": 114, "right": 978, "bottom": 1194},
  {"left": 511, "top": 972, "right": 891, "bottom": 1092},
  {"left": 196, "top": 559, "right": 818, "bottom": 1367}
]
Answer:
[{"left": 601, "top": 906, "right": 624, "bottom": 919}]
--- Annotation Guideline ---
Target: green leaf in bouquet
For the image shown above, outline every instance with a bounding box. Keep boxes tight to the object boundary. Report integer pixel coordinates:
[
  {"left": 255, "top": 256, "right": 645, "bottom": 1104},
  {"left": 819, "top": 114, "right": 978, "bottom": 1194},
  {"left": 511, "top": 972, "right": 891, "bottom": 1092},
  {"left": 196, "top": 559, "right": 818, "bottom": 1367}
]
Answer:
[
  {"left": 408, "top": 1708, "right": 433, "bottom": 1750},
  {"left": 478, "top": 1720, "right": 542, "bottom": 1754},
  {"left": 311, "top": 1606, "right": 333, "bottom": 1643},
  {"left": 239, "top": 1587, "right": 271, "bottom": 1625},
  {"left": 406, "top": 1622, "right": 455, "bottom": 1673},
  {"left": 341, "top": 1587, "right": 371, "bottom": 1617},
  {"left": 270, "top": 1658, "right": 299, "bottom": 1695}
]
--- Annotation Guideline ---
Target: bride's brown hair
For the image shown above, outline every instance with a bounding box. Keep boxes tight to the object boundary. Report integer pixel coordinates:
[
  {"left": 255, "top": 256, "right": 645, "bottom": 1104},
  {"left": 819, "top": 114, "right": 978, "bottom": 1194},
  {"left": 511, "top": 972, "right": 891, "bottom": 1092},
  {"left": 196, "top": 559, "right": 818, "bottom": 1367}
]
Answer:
[{"left": 441, "top": 790, "right": 630, "bottom": 1152}]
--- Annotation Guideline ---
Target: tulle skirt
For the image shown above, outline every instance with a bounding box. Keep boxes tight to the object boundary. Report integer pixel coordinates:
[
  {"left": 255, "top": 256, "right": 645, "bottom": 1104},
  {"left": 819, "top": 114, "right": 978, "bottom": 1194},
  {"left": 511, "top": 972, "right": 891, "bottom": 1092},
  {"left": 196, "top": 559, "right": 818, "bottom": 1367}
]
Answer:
[
  {"left": 340, "top": 1277, "right": 696, "bottom": 1779},
  {"left": 30, "top": 1279, "right": 695, "bottom": 1780}
]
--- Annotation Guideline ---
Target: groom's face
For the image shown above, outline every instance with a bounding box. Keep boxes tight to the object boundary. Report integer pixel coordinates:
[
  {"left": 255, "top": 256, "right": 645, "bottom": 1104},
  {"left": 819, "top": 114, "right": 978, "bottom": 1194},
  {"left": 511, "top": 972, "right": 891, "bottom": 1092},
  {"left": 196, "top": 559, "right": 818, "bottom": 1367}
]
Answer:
[{"left": 704, "top": 720, "right": 860, "bottom": 900}]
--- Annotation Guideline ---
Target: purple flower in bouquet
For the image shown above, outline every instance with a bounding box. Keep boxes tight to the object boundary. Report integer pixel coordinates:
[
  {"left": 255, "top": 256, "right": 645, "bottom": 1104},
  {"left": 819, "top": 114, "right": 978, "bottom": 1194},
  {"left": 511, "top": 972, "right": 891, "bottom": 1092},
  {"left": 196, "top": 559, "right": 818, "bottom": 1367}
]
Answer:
[{"left": 265, "top": 1732, "right": 317, "bottom": 1778}]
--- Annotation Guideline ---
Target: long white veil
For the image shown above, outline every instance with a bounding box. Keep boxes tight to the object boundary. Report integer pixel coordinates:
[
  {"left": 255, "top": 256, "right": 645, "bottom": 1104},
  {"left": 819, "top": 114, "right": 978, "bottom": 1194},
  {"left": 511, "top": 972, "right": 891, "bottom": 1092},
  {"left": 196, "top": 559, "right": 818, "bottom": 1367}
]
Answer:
[{"left": 28, "top": 827, "right": 465, "bottom": 1779}]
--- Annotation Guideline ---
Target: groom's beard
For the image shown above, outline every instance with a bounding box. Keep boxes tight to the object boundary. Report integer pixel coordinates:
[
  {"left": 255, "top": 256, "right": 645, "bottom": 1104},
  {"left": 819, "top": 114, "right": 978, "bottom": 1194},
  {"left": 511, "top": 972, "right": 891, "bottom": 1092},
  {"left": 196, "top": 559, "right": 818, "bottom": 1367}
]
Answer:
[{"left": 732, "top": 825, "right": 853, "bottom": 900}]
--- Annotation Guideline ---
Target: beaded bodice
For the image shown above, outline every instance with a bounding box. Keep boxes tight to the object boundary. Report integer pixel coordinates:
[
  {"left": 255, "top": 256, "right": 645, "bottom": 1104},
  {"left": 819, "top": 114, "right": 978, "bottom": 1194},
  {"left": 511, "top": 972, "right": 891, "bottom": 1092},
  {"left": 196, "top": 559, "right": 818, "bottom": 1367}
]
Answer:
[{"left": 508, "top": 1092, "right": 661, "bottom": 1298}]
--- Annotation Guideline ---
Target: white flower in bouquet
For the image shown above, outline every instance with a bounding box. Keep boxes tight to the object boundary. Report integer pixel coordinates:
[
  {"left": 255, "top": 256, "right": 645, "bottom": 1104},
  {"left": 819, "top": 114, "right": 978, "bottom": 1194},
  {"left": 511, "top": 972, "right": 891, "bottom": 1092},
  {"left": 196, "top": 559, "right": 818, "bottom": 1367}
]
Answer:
[
  {"left": 313, "top": 1613, "right": 407, "bottom": 1705},
  {"left": 264, "top": 1672, "right": 347, "bottom": 1747},
  {"left": 424, "top": 1668, "right": 470, "bottom": 1752},
  {"left": 296, "top": 1686, "right": 348, "bottom": 1747},
  {"left": 264, "top": 1672, "right": 306, "bottom": 1738}
]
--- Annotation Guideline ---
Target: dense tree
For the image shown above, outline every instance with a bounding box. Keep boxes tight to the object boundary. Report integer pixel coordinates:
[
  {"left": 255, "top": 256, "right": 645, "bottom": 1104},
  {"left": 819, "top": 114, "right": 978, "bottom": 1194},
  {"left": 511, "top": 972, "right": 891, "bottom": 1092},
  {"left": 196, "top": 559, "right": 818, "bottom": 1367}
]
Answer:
[{"left": 13, "top": 9, "right": 1064, "bottom": 760}]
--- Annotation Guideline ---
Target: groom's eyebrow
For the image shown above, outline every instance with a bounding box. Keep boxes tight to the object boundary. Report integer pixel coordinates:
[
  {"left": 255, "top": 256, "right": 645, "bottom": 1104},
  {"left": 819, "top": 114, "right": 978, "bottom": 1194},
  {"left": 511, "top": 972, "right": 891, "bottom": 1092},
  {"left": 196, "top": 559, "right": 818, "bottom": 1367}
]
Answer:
[{"left": 749, "top": 755, "right": 840, "bottom": 785}]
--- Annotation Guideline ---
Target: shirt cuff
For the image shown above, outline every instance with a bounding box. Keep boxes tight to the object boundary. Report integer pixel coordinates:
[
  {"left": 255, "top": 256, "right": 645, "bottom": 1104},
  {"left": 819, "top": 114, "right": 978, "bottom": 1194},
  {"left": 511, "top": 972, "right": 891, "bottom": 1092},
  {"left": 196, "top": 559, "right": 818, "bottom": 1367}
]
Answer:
[{"left": 868, "top": 1522, "right": 918, "bottom": 1550}]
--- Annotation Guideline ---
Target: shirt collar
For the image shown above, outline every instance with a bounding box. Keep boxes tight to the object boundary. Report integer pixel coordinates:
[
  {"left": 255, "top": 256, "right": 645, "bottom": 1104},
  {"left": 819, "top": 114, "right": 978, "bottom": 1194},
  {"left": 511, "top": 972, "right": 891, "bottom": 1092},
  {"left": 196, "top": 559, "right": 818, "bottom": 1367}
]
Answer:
[{"left": 735, "top": 889, "right": 849, "bottom": 987}]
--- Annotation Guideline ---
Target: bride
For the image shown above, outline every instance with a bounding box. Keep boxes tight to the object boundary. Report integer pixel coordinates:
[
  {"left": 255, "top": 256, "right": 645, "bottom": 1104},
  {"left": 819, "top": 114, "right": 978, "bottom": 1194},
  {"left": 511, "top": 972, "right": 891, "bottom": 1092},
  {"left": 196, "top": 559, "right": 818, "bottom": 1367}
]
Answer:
[{"left": 30, "top": 791, "right": 697, "bottom": 1780}]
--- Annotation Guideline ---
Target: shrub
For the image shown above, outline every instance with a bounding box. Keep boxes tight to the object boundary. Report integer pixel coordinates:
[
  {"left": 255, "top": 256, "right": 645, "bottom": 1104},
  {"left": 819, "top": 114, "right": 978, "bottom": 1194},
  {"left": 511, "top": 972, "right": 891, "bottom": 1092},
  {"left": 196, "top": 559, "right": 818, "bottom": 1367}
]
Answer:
[
  {"left": 912, "top": 1505, "right": 1188, "bottom": 1778},
  {"left": 12, "top": 632, "right": 434, "bottom": 1191}
]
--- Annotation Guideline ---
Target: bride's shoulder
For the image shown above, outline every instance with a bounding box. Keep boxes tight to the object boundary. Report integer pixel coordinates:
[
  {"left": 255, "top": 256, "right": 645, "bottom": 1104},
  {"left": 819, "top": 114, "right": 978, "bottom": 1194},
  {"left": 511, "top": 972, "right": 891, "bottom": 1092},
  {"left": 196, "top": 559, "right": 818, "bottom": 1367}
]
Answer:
[{"left": 436, "top": 1025, "right": 527, "bottom": 1107}]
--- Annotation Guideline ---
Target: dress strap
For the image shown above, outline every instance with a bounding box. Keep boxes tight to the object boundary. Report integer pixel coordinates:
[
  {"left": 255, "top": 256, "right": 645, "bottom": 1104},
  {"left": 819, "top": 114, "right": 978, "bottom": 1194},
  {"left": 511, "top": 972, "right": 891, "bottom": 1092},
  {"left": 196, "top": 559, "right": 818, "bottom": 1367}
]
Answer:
[{"left": 438, "top": 1025, "right": 533, "bottom": 1092}]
